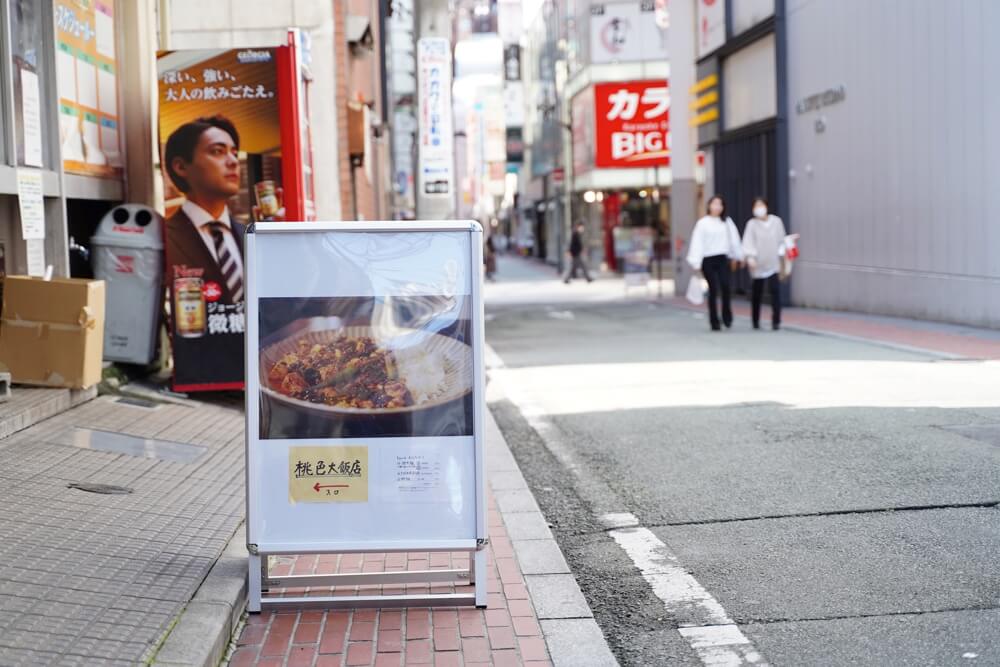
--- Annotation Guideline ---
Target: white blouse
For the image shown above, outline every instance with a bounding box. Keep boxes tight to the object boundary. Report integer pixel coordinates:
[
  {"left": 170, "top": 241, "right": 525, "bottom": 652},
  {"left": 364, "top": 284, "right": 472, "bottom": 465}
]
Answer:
[
  {"left": 742, "top": 215, "right": 788, "bottom": 279},
  {"left": 687, "top": 216, "right": 744, "bottom": 269}
]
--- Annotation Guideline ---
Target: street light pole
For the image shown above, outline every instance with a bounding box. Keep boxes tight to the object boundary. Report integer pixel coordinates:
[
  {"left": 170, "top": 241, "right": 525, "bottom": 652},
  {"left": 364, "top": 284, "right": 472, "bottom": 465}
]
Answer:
[{"left": 654, "top": 163, "right": 662, "bottom": 299}]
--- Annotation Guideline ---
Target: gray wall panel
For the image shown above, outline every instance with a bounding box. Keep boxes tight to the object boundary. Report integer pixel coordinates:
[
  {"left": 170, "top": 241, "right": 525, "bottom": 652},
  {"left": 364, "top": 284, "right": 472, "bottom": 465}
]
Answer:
[{"left": 786, "top": 0, "right": 1000, "bottom": 327}]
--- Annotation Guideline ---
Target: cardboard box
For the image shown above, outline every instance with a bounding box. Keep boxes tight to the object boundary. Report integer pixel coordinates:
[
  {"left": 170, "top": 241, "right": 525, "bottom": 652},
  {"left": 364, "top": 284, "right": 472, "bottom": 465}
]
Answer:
[{"left": 0, "top": 276, "right": 106, "bottom": 388}]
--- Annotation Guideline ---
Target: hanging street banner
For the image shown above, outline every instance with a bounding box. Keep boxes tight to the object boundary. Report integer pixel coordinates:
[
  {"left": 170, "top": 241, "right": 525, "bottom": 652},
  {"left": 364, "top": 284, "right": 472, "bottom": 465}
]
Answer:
[{"left": 416, "top": 38, "right": 455, "bottom": 218}]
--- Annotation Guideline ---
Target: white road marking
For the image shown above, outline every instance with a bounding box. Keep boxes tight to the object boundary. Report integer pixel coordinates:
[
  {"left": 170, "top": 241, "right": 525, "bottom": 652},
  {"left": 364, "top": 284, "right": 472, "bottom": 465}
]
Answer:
[
  {"left": 487, "top": 343, "right": 767, "bottom": 665},
  {"left": 608, "top": 515, "right": 767, "bottom": 665}
]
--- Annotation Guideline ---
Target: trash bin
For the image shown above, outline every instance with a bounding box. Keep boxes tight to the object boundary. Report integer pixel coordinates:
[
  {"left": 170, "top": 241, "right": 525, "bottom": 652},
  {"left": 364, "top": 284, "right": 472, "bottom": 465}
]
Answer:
[{"left": 90, "top": 204, "right": 163, "bottom": 365}]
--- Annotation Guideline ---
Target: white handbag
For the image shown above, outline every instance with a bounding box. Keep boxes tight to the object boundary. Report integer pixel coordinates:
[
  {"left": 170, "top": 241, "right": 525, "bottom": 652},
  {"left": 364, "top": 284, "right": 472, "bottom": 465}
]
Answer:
[{"left": 686, "top": 275, "right": 706, "bottom": 305}]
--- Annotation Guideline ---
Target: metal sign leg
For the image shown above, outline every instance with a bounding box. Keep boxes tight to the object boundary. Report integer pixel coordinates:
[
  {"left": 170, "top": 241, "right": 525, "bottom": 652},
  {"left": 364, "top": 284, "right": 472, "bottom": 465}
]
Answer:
[
  {"left": 248, "top": 553, "right": 262, "bottom": 613},
  {"left": 473, "top": 549, "right": 488, "bottom": 608}
]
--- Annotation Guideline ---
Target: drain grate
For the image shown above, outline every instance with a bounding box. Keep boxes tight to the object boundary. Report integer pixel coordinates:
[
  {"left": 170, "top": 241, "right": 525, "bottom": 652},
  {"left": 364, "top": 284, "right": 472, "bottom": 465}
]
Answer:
[
  {"left": 68, "top": 482, "right": 133, "bottom": 495},
  {"left": 71, "top": 428, "right": 207, "bottom": 463},
  {"left": 115, "top": 396, "right": 160, "bottom": 409}
]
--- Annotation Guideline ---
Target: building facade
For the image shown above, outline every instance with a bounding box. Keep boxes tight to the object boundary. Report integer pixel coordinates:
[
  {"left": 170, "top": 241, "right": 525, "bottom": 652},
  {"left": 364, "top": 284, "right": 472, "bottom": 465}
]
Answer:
[
  {"left": 563, "top": 0, "right": 672, "bottom": 273},
  {"left": 689, "top": 0, "right": 786, "bottom": 294},
  {"left": 785, "top": 0, "right": 1000, "bottom": 327}
]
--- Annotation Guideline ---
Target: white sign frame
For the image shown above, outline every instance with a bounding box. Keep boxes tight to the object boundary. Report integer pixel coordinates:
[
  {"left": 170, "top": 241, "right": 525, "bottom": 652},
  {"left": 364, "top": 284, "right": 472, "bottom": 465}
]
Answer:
[{"left": 245, "top": 220, "right": 488, "bottom": 611}]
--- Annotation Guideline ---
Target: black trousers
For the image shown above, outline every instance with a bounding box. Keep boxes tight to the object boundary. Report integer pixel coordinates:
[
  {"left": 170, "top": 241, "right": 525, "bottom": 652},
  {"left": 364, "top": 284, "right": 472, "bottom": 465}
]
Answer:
[
  {"left": 701, "top": 254, "right": 732, "bottom": 329},
  {"left": 752, "top": 274, "right": 782, "bottom": 327}
]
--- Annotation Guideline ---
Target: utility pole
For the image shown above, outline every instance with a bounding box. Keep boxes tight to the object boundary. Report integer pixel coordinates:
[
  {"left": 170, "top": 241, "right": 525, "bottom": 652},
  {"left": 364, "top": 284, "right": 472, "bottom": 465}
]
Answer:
[{"left": 668, "top": 0, "right": 698, "bottom": 297}]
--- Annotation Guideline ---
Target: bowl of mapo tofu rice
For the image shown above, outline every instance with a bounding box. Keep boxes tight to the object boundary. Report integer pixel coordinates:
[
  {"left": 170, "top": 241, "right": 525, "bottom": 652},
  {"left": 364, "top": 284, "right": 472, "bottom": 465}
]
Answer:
[{"left": 261, "top": 324, "right": 473, "bottom": 415}]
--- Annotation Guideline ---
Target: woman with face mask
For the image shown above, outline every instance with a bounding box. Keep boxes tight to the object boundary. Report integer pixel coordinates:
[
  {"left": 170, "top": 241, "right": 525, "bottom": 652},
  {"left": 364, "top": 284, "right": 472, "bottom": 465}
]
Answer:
[
  {"left": 741, "top": 197, "right": 789, "bottom": 330},
  {"left": 687, "top": 195, "right": 743, "bottom": 330}
]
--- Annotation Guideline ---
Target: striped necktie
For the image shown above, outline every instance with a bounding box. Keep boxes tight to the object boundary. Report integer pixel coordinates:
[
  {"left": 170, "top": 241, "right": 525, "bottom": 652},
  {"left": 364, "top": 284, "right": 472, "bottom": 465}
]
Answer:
[{"left": 208, "top": 222, "right": 244, "bottom": 303}]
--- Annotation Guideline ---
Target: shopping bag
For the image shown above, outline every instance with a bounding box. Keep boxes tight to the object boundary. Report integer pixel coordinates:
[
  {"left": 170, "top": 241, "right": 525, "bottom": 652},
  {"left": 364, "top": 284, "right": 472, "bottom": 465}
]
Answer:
[
  {"left": 780, "top": 234, "right": 799, "bottom": 281},
  {"left": 686, "top": 275, "right": 705, "bottom": 305}
]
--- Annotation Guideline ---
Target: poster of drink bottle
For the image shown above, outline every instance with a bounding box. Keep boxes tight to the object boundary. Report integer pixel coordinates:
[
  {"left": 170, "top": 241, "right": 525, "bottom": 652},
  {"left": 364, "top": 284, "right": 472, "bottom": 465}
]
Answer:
[{"left": 157, "top": 47, "right": 286, "bottom": 391}]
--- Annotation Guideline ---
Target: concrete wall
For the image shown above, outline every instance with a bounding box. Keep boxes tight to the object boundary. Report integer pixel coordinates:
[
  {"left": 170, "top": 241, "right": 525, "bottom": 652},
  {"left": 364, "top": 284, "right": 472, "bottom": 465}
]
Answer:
[{"left": 786, "top": 0, "right": 1000, "bottom": 327}]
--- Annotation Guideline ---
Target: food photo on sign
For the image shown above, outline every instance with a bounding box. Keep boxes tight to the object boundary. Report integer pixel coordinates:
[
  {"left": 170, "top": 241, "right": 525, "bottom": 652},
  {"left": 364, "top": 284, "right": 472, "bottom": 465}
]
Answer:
[
  {"left": 157, "top": 47, "right": 286, "bottom": 391},
  {"left": 258, "top": 294, "right": 474, "bottom": 440}
]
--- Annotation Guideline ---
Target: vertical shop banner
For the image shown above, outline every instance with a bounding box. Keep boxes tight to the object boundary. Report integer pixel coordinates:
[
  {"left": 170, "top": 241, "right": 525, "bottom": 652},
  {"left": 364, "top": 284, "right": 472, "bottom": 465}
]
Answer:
[
  {"left": 697, "top": 0, "right": 726, "bottom": 58},
  {"left": 246, "top": 222, "right": 485, "bottom": 553},
  {"left": 158, "top": 48, "right": 282, "bottom": 391},
  {"left": 593, "top": 80, "right": 670, "bottom": 168},
  {"left": 417, "top": 38, "right": 455, "bottom": 200},
  {"left": 589, "top": 1, "right": 669, "bottom": 64},
  {"left": 571, "top": 85, "right": 596, "bottom": 175},
  {"left": 55, "top": 0, "right": 122, "bottom": 177}
]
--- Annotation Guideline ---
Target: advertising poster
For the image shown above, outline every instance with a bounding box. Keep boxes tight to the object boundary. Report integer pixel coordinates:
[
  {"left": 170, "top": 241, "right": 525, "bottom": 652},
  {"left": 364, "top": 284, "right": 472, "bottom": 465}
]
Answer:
[
  {"left": 593, "top": 80, "right": 670, "bottom": 169},
  {"left": 246, "top": 223, "right": 483, "bottom": 551},
  {"left": 55, "top": 0, "right": 122, "bottom": 177},
  {"left": 157, "top": 48, "right": 284, "bottom": 391}
]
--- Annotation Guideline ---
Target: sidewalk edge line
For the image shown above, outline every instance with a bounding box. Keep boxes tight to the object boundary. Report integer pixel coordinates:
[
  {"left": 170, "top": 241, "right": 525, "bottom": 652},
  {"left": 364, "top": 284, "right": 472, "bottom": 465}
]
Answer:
[{"left": 149, "top": 523, "right": 248, "bottom": 667}]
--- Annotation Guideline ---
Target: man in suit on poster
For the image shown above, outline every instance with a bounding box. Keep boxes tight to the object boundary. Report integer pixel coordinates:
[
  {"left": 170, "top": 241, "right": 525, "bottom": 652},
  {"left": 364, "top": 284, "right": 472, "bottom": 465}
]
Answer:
[{"left": 163, "top": 115, "right": 247, "bottom": 389}]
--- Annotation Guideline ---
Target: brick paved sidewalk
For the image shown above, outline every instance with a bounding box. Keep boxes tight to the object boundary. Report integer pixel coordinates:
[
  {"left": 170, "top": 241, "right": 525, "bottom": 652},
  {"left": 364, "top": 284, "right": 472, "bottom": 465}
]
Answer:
[
  {"left": 229, "top": 490, "right": 552, "bottom": 667},
  {"left": 670, "top": 297, "right": 1000, "bottom": 359}
]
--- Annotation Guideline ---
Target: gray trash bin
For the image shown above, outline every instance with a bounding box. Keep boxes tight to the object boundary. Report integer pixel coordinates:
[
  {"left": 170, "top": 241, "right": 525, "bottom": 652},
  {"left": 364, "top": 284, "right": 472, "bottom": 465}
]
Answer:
[{"left": 91, "top": 204, "right": 164, "bottom": 365}]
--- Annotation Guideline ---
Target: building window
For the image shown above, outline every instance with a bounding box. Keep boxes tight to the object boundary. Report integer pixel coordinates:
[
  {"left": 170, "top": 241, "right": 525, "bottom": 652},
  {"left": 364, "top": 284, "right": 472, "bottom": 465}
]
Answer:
[
  {"left": 722, "top": 33, "right": 776, "bottom": 131},
  {"left": 9, "top": 0, "right": 52, "bottom": 168}
]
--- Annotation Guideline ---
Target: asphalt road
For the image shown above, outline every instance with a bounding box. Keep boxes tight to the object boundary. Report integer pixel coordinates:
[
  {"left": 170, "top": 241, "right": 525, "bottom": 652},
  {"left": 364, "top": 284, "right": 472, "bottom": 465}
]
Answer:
[{"left": 483, "top": 264, "right": 1000, "bottom": 666}]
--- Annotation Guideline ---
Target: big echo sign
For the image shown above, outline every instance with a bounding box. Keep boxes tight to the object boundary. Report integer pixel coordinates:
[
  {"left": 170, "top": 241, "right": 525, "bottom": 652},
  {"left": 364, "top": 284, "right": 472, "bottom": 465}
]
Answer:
[{"left": 593, "top": 80, "right": 670, "bottom": 169}]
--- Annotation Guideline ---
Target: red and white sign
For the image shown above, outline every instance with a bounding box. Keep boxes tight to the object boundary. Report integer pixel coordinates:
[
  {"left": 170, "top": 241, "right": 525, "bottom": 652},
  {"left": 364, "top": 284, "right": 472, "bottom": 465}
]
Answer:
[
  {"left": 697, "top": 0, "right": 726, "bottom": 58},
  {"left": 593, "top": 80, "right": 670, "bottom": 169}
]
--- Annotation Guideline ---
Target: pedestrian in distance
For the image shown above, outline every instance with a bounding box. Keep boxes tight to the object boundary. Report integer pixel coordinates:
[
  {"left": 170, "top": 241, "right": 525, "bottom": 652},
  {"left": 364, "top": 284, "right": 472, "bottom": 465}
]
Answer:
[
  {"left": 563, "top": 222, "right": 594, "bottom": 283},
  {"left": 687, "top": 195, "right": 743, "bottom": 330},
  {"left": 484, "top": 235, "right": 497, "bottom": 282},
  {"left": 742, "top": 197, "right": 793, "bottom": 330}
]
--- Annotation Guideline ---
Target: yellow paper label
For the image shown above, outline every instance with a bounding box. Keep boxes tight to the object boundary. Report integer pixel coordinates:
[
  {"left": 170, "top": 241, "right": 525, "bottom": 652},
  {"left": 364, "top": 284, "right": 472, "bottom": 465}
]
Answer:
[{"left": 289, "top": 446, "right": 369, "bottom": 503}]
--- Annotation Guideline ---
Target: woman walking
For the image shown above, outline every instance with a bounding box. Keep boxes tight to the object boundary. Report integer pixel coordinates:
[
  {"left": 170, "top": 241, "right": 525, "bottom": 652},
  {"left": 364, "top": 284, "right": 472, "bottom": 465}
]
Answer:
[
  {"left": 687, "top": 195, "right": 743, "bottom": 330},
  {"left": 741, "top": 197, "right": 788, "bottom": 330},
  {"left": 484, "top": 235, "right": 497, "bottom": 281}
]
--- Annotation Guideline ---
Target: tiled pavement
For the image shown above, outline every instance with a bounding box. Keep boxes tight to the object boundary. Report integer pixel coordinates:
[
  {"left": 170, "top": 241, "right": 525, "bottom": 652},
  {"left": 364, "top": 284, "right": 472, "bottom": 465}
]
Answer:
[
  {"left": 0, "top": 394, "right": 246, "bottom": 665},
  {"left": 229, "top": 492, "right": 554, "bottom": 667}
]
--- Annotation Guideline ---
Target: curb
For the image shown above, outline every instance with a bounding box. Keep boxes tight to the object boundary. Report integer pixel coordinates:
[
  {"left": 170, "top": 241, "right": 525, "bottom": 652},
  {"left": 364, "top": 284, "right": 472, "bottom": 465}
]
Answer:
[
  {"left": 151, "top": 524, "right": 249, "bottom": 666},
  {"left": 485, "top": 373, "right": 619, "bottom": 666},
  {"left": 659, "top": 297, "right": 965, "bottom": 360}
]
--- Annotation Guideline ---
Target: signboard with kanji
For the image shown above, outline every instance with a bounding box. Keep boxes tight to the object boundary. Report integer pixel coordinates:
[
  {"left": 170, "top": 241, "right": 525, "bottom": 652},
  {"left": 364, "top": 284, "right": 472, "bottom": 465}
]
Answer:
[{"left": 244, "top": 220, "right": 487, "bottom": 554}]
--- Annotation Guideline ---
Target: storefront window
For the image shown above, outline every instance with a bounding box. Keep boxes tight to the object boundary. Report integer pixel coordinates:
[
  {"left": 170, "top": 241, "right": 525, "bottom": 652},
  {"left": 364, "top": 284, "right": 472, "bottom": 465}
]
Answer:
[{"left": 9, "top": 0, "right": 52, "bottom": 168}]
